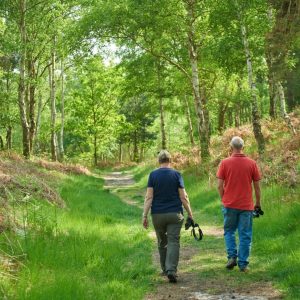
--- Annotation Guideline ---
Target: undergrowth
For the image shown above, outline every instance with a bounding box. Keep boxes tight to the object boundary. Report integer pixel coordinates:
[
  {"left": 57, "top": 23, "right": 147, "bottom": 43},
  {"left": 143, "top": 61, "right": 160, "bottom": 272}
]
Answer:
[{"left": 0, "top": 167, "right": 154, "bottom": 299}]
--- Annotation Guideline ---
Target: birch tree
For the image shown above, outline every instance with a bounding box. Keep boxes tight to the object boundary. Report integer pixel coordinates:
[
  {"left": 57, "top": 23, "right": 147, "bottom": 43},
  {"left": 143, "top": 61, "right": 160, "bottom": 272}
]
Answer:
[
  {"left": 49, "top": 36, "right": 58, "bottom": 161},
  {"left": 18, "top": 0, "right": 31, "bottom": 158},
  {"left": 235, "top": 2, "right": 265, "bottom": 155}
]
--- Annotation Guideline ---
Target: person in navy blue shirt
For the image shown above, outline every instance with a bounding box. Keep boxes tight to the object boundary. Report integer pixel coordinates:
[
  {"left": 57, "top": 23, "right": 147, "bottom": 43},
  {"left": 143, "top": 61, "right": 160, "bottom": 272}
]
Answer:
[{"left": 142, "top": 150, "right": 194, "bottom": 283}]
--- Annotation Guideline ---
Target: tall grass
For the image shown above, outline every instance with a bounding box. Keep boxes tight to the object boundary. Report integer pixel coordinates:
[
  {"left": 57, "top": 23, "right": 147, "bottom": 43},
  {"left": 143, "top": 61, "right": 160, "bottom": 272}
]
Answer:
[{"left": 3, "top": 175, "right": 154, "bottom": 300}]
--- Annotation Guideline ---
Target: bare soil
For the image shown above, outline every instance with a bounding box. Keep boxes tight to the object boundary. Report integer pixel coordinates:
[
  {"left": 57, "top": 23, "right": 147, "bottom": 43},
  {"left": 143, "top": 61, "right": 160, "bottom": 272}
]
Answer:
[
  {"left": 102, "top": 171, "right": 135, "bottom": 188},
  {"left": 103, "top": 172, "right": 282, "bottom": 300}
]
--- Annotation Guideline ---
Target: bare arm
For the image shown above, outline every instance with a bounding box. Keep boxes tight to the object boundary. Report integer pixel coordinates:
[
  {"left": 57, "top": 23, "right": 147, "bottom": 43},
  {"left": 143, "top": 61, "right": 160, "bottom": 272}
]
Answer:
[
  {"left": 217, "top": 178, "right": 224, "bottom": 199},
  {"left": 143, "top": 187, "right": 153, "bottom": 217},
  {"left": 253, "top": 181, "right": 261, "bottom": 208},
  {"left": 178, "top": 188, "right": 193, "bottom": 218},
  {"left": 142, "top": 188, "right": 153, "bottom": 228}
]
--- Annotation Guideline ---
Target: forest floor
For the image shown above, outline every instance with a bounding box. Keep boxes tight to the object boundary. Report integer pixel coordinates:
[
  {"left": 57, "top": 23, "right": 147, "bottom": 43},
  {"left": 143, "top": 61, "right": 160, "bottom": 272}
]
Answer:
[{"left": 103, "top": 171, "right": 283, "bottom": 300}]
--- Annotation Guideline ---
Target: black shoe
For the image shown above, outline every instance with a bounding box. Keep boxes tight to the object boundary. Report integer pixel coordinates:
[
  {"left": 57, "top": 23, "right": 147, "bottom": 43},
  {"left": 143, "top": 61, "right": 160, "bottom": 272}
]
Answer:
[
  {"left": 167, "top": 272, "right": 177, "bottom": 283},
  {"left": 226, "top": 258, "right": 237, "bottom": 270},
  {"left": 240, "top": 267, "right": 249, "bottom": 273}
]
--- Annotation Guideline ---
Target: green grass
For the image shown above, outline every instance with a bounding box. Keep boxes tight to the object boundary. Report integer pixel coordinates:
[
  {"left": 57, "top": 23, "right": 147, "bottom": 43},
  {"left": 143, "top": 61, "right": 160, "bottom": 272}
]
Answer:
[
  {"left": 131, "top": 164, "right": 155, "bottom": 188},
  {"left": 2, "top": 175, "right": 155, "bottom": 300},
  {"left": 2, "top": 162, "right": 299, "bottom": 299}
]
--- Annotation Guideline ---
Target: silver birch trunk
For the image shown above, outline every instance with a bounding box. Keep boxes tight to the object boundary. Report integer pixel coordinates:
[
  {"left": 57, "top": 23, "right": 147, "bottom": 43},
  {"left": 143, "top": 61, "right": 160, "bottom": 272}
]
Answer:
[
  {"left": 159, "top": 96, "right": 167, "bottom": 150},
  {"left": 183, "top": 95, "right": 195, "bottom": 146},
  {"left": 18, "top": 0, "right": 30, "bottom": 159},
  {"left": 185, "top": 0, "right": 210, "bottom": 159},
  {"left": 34, "top": 91, "right": 43, "bottom": 152},
  {"left": 50, "top": 36, "right": 58, "bottom": 161},
  {"left": 266, "top": 6, "right": 277, "bottom": 119},
  {"left": 276, "top": 82, "right": 296, "bottom": 135},
  {"left": 156, "top": 61, "right": 167, "bottom": 150},
  {"left": 59, "top": 59, "right": 65, "bottom": 161},
  {"left": 237, "top": 7, "right": 265, "bottom": 155}
]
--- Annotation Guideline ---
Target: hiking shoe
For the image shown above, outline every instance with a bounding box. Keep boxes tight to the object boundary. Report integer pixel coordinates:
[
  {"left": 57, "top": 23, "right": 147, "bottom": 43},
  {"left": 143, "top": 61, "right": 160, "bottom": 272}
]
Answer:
[
  {"left": 226, "top": 258, "right": 237, "bottom": 270},
  {"left": 240, "top": 267, "right": 249, "bottom": 273},
  {"left": 167, "top": 272, "right": 177, "bottom": 283}
]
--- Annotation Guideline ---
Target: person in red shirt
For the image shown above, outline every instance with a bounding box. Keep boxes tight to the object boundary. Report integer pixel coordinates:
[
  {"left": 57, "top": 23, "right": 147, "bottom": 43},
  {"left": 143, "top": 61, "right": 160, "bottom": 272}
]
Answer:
[{"left": 217, "top": 136, "right": 261, "bottom": 272}]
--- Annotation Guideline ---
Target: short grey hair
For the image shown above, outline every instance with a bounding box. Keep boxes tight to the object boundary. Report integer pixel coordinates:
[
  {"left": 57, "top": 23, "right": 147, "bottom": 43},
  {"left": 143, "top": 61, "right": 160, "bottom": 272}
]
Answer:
[
  {"left": 230, "top": 136, "right": 244, "bottom": 150},
  {"left": 158, "top": 150, "right": 171, "bottom": 164}
]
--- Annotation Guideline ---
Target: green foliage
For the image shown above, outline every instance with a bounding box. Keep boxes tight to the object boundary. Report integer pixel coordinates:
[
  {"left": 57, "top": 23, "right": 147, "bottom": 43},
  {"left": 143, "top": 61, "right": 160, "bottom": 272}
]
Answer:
[{"left": 66, "top": 56, "right": 123, "bottom": 164}]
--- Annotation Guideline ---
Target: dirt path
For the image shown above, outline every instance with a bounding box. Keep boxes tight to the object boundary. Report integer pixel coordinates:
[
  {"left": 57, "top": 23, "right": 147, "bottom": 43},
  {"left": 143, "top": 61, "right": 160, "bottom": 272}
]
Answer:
[
  {"left": 102, "top": 171, "right": 135, "bottom": 188},
  {"left": 102, "top": 172, "right": 282, "bottom": 300}
]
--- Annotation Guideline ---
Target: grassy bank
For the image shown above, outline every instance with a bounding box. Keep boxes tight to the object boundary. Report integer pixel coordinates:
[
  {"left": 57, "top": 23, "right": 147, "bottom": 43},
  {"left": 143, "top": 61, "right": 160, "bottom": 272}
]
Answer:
[
  {"left": 1, "top": 174, "right": 154, "bottom": 299},
  {"left": 132, "top": 164, "right": 300, "bottom": 299}
]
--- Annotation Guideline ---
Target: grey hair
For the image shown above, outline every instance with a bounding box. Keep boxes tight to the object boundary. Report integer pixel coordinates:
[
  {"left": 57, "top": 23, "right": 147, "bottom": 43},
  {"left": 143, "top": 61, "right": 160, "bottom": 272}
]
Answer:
[
  {"left": 158, "top": 150, "right": 171, "bottom": 164},
  {"left": 230, "top": 136, "right": 244, "bottom": 150}
]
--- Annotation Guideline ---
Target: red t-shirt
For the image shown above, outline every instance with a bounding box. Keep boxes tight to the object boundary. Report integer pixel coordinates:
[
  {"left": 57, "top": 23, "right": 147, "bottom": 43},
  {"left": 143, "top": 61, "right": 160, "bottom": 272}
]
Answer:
[{"left": 216, "top": 153, "right": 261, "bottom": 210}]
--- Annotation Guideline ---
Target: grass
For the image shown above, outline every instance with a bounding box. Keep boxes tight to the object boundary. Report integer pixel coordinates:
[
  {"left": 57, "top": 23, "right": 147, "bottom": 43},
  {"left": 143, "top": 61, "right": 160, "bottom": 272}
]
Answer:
[{"left": 1, "top": 175, "right": 155, "bottom": 300}]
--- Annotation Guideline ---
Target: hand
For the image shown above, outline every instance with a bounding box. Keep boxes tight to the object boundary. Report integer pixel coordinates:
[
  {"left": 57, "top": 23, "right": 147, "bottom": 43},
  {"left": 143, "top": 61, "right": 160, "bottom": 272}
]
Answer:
[
  {"left": 142, "top": 217, "right": 148, "bottom": 229},
  {"left": 254, "top": 204, "right": 261, "bottom": 210}
]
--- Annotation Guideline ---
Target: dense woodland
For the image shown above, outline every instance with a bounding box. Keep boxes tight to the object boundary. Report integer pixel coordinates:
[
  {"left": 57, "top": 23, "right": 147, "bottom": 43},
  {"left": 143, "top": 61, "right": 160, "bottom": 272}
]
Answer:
[
  {"left": 0, "top": 0, "right": 300, "bottom": 165},
  {"left": 0, "top": 2, "right": 300, "bottom": 299}
]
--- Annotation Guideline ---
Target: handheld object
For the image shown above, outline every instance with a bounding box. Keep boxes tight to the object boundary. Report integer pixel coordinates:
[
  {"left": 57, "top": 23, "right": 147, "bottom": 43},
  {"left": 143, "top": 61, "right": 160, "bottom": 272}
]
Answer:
[
  {"left": 253, "top": 207, "right": 264, "bottom": 218},
  {"left": 185, "top": 217, "right": 203, "bottom": 241}
]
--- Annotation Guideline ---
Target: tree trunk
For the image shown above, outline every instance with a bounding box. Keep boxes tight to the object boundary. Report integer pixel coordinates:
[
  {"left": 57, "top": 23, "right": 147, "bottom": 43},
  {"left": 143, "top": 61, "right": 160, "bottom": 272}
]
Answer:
[
  {"left": 228, "top": 109, "right": 233, "bottom": 127},
  {"left": 156, "top": 61, "right": 167, "bottom": 150},
  {"left": 218, "top": 101, "right": 228, "bottom": 134},
  {"left": 140, "top": 146, "right": 145, "bottom": 162},
  {"left": 235, "top": 80, "right": 242, "bottom": 127},
  {"left": 0, "top": 136, "right": 4, "bottom": 150},
  {"left": 185, "top": 0, "right": 210, "bottom": 160},
  {"left": 118, "top": 142, "right": 122, "bottom": 163},
  {"left": 59, "top": 59, "right": 65, "bottom": 161},
  {"left": 241, "top": 105, "right": 248, "bottom": 124},
  {"left": 6, "top": 126, "right": 12, "bottom": 149},
  {"left": 183, "top": 95, "right": 195, "bottom": 146},
  {"left": 201, "top": 87, "right": 211, "bottom": 142},
  {"left": 50, "top": 36, "right": 58, "bottom": 161},
  {"left": 5, "top": 66, "right": 13, "bottom": 150},
  {"left": 266, "top": 8, "right": 277, "bottom": 119},
  {"left": 28, "top": 59, "right": 36, "bottom": 152},
  {"left": 238, "top": 7, "right": 265, "bottom": 155},
  {"left": 276, "top": 82, "right": 296, "bottom": 135},
  {"left": 234, "top": 104, "right": 241, "bottom": 128},
  {"left": 133, "top": 130, "right": 139, "bottom": 162},
  {"left": 18, "top": 0, "right": 30, "bottom": 159},
  {"left": 267, "top": 65, "right": 277, "bottom": 119},
  {"left": 34, "top": 91, "right": 43, "bottom": 152},
  {"left": 93, "top": 135, "right": 98, "bottom": 166},
  {"left": 159, "top": 96, "right": 167, "bottom": 150}
]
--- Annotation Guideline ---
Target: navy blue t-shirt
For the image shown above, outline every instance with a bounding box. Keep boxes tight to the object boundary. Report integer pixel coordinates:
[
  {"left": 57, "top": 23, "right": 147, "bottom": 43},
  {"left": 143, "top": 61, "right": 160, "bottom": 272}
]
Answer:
[{"left": 147, "top": 168, "right": 184, "bottom": 214}]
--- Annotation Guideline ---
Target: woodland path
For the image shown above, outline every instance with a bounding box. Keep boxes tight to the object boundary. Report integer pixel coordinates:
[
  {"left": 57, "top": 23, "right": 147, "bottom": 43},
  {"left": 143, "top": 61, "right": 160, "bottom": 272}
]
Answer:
[{"left": 102, "top": 172, "right": 281, "bottom": 300}]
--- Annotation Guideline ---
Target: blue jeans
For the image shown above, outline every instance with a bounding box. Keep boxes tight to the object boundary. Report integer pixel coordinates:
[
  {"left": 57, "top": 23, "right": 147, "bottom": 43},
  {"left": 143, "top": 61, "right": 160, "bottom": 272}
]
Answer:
[{"left": 222, "top": 206, "right": 253, "bottom": 269}]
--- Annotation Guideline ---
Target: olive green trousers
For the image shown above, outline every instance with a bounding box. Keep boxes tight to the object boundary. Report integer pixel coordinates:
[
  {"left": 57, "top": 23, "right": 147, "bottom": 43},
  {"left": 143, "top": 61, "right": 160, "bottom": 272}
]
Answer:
[{"left": 151, "top": 212, "right": 184, "bottom": 274}]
